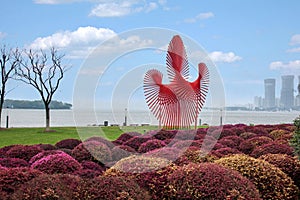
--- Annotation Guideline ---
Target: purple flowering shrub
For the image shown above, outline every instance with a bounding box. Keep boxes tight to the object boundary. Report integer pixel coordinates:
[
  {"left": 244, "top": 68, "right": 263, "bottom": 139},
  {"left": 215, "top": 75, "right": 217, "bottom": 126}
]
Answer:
[
  {"left": 123, "top": 136, "right": 152, "bottom": 151},
  {"left": 81, "top": 160, "right": 105, "bottom": 171},
  {"left": 145, "top": 147, "right": 182, "bottom": 161},
  {"left": 29, "top": 150, "right": 66, "bottom": 164},
  {"left": 85, "top": 136, "right": 114, "bottom": 149},
  {"left": 11, "top": 174, "right": 83, "bottom": 200},
  {"left": 73, "top": 169, "right": 102, "bottom": 179},
  {"left": 112, "top": 131, "right": 142, "bottom": 145},
  {"left": 138, "top": 139, "right": 166, "bottom": 153},
  {"left": 259, "top": 153, "right": 300, "bottom": 188},
  {"left": 153, "top": 129, "right": 176, "bottom": 140},
  {"left": 6, "top": 145, "right": 43, "bottom": 161},
  {"left": 36, "top": 143, "right": 57, "bottom": 150},
  {"left": 165, "top": 163, "right": 261, "bottom": 200},
  {"left": 0, "top": 158, "right": 29, "bottom": 168},
  {"left": 211, "top": 147, "right": 242, "bottom": 158},
  {"left": 250, "top": 142, "right": 294, "bottom": 158},
  {"left": 77, "top": 176, "right": 151, "bottom": 200},
  {"left": 0, "top": 167, "right": 42, "bottom": 199},
  {"left": 238, "top": 136, "right": 273, "bottom": 154},
  {"left": 71, "top": 141, "right": 112, "bottom": 164},
  {"left": 215, "top": 154, "right": 299, "bottom": 199},
  {"left": 31, "top": 152, "right": 82, "bottom": 174},
  {"left": 55, "top": 138, "right": 82, "bottom": 149},
  {"left": 111, "top": 145, "right": 135, "bottom": 161}
]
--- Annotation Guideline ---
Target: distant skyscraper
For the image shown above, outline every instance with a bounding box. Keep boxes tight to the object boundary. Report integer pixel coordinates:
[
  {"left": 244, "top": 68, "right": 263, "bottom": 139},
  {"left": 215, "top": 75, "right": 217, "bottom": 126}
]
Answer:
[
  {"left": 280, "top": 75, "right": 294, "bottom": 109},
  {"left": 254, "top": 96, "right": 263, "bottom": 108},
  {"left": 264, "top": 78, "right": 275, "bottom": 108},
  {"left": 295, "top": 76, "right": 300, "bottom": 107}
]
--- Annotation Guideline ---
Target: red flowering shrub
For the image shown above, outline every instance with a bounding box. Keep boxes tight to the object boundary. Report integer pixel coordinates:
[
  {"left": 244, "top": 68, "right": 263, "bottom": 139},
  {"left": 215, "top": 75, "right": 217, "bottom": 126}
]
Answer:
[
  {"left": 174, "top": 149, "right": 217, "bottom": 166},
  {"left": 174, "top": 130, "right": 197, "bottom": 140},
  {"left": 123, "top": 136, "right": 152, "bottom": 151},
  {"left": 11, "top": 174, "right": 83, "bottom": 200},
  {"left": 55, "top": 138, "right": 82, "bottom": 149},
  {"left": 111, "top": 145, "right": 135, "bottom": 161},
  {"left": 172, "top": 140, "right": 196, "bottom": 149},
  {"left": 138, "top": 139, "right": 166, "bottom": 153},
  {"left": 245, "top": 126, "right": 269, "bottom": 135},
  {"left": 250, "top": 142, "right": 294, "bottom": 158},
  {"left": 211, "top": 147, "right": 242, "bottom": 158},
  {"left": 0, "top": 145, "right": 19, "bottom": 158},
  {"left": 153, "top": 129, "right": 176, "bottom": 140},
  {"left": 216, "top": 154, "right": 299, "bottom": 199},
  {"left": 29, "top": 150, "right": 66, "bottom": 164},
  {"left": 220, "top": 135, "right": 244, "bottom": 147},
  {"left": 85, "top": 136, "right": 114, "bottom": 149},
  {"left": 238, "top": 136, "right": 273, "bottom": 154},
  {"left": 113, "top": 131, "right": 142, "bottom": 145},
  {"left": 6, "top": 145, "right": 43, "bottom": 162},
  {"left": 217, "top": 138, "right": 238, "bottom": 149},
  {"left": 145, "top": 147, "right": 182, "bottom": 161},
  {"left": 31, "top": 152, "right": 82, "bottom": 174},
  {"left": 73, "top": 169, "right": 102, "bottom": 179},
  {"left": 0, "top": 167, "right": 42, "bottom": 198},
  {"left": 71, "top": 141, "right": 112, "bottom": 164},
  {"left": 165, "top": 163, "right": 261, "bottom": 199},
  {"left": 259, "top": 154, "right": 300, "bottom": 188},
  {"left": 36, "top": 143, "right": 57, "bottom": 150},
  {"left": 81, "top": 160, "right": 105, "bottom": 172},
  {"left": 105, "top": 155, "right": 177, "bottom": 200},
  {"left": 77, "top": 176, "right": 151, "bottom": 200},
  {"left": 0, "top": 158, "right": 29, "bottom": 168}
]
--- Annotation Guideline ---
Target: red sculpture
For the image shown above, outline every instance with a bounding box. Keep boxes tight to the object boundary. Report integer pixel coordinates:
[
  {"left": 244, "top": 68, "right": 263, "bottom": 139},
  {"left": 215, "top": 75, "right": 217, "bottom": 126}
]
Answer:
[{"left": 144, "top": 35, "right": 209, "bottom": 129}]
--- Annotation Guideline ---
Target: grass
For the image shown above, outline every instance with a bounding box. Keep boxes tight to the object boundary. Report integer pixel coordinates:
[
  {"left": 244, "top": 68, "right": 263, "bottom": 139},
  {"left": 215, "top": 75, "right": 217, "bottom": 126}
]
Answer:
[{"left": 0, "top": 125, "right": 159, "bottom": 148}]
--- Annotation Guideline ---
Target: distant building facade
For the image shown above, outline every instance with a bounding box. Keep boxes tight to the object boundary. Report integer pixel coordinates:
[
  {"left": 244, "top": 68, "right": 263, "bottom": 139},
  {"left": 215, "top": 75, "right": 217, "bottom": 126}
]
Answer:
[
  {"left": 280, "top": 75, "right": 294, "bottom": 109},
  {"left": 264, "top": 78, "right": 276, "bottom": 108},
  {"left": 254, "top": 96, "right": 263, "bottom": 108},
  {"left": 295, "top": 76, "right": 300, "bottom": 107}
]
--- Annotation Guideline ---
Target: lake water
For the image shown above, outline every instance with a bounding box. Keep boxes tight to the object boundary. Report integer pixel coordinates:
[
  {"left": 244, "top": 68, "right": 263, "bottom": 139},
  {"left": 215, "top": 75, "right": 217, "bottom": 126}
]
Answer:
[{"left": 1, "top": 109, "right": 300, "bottom": 128}]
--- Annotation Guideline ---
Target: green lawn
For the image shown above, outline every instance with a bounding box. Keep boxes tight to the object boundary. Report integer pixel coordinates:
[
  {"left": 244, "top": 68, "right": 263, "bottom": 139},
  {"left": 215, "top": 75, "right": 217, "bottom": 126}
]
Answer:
[{"left": 0, "top": 125, "right": 159, "bottom": 148}]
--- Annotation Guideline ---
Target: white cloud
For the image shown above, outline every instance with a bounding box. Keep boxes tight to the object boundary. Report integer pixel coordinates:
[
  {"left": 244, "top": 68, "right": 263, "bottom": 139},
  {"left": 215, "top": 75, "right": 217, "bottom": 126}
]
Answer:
[
  {"left": 89, "top": 0, "right": 158, "bottom": 17},
  {"left": 0, "top": 32, "right": 6, "bottom": 39},
  {"left": 208, "top": 51, "right": 242, "bottom": 63},
  {"left": 270, "top": 60, "right": 300, "bottom": 70},
  {"left": 289, "top": 34, "right": 300, "bottom": 46},
  {"left": 287, "top": 47, "right": 300, "bottom": 53},
  {"left": 184, "top": 12, "right": 214, "bottom": 23}
]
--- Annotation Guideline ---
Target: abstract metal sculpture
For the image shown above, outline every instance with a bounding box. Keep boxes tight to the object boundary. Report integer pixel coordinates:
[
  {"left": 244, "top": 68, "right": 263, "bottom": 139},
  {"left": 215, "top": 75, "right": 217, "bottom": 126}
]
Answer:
[{"left": 144, "top": 35, "right": 209, "bottom": 129}]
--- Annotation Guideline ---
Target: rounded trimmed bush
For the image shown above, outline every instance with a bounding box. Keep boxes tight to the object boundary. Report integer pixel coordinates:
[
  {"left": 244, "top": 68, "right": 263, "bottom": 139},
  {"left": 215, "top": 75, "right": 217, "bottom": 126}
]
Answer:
[
  {"left": 113, "top": 131, "right": 142, "bottom": 145},
  {"left": 123, "top": 136, "right": 152, "bottom": 151},
  {"left": 31, "top": 152, "right": 82, "bottom": 174},
  {"left": 174, "top": 148, "right": 217, "bottom": 166},
  {"left": 71, "top": 141, "right": 112, "bottom": 164},
  {"left": 269, "top": 129, "right": 290, "bottom": 139},
  {"left": 73, "top": 169, "right": 102, "bottom": 179},
  {"left": 0, "top": 158, "right": 29, "bottom": 168},
  {"left": 174, "top": 130, "right": 197, "bottom": 140},
  {"left": 250, "top": 142, "right": 294, "bottom": 158},
  {"left": 36, "top": 143, "right": 57, "bottom": 150},
  {"left": 111, "top": 145, "right": 135, "bottom": 161},
  {"left": 81, "top": 160, "right": 105, "bottom": 172},
  {"left": 77, "top": 176, "right": 151, "bottom": 200},
  {"left": 84, "top": 136, "right": 114, "bottom": 149},
  {"left": 211, "top": 147, "right": 242, "bottom": 158},
  {"left": 153, "top": 129, "right": 176, "bottom": 140},
  {"left": 145, "top": 147, "right": 182, "bottom": 161},
  {"left": 165, "top": 163, "right": 261, "bottom": 199},
  {"left": 238, "top": 136, "right": 273, "bottom": 155},
  {"left": 259, "top": 153, "right": 300, "bottom": 188},
  {"left": 0, "top": 167, "right": 42, "bottom": 198},
  {"left": 215, "top": 154, "right": 299, "bottom": 199},
  {"left": 11, "top": 174, "right": 82, "bottom": 200},
  {"left": 6, "top": 145, "right": 43, "bottom": 161},
  {"left": 138, "top": 139, "right": 166, "bottom": 153},
  {"left": 55, "top": 138, "right": 82, "bottom": 149},
  {"left": 239, "top": 132, "right": 257, "bottom": 139},
  {"left": 29, "top": 150, "right": 66, "bottom": 164}
]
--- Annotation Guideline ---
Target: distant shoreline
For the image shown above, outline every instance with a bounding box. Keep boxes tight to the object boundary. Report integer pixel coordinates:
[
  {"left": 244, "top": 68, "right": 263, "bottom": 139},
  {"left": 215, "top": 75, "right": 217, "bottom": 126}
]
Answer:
[{"left": 3, "top": 99, "right": 72, "bottom": 110}]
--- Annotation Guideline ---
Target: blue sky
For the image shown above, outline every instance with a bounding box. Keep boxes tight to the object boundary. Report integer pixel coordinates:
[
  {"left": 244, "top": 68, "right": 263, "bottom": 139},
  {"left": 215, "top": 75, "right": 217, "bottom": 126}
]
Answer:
[{"left": 1, "top": 0, "right": 300, "bottom": 108}]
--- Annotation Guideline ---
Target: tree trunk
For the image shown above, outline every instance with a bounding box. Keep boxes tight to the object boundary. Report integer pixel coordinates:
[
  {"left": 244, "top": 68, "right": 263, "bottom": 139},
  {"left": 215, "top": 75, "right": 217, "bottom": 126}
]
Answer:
[{"left": 45, "top": 105, "right": 50, "bottom": 132}]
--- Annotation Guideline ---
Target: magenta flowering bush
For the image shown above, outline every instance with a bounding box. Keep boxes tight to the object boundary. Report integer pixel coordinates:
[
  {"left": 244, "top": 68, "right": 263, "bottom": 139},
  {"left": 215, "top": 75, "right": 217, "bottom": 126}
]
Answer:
[
  {"left": 211, "top": 147, "right": 242, "bottom": 158},
  {"left": 123, "top": 136, "right": 152, "bottom": 151},
  {"left": 84, "top": 136, "right": 114, "bottom": 149},
  {"left": 220, "top": 135, "right": 244, "bottom": 147},
  {"left": 36, "top": 143, "right": 57, "bottom": 150},
  {"left": 0, "top": 158, "right": 29, "bottom": 168},
  {"left": 55, "top": 138, "right": 82, "bottom": 149},
  {"left": 81, "top": 160, "right": 105, "bottom": 172},
  {"left": 165, "top": 163, "right": 261, "bottom": 200},
  {"left": 31, "top": 152, "right": 82, "bottom": 174},
  {"left": 11, "top": 174, "right": 83, "bottom": 200},
  {"left": 238, "top": 136, "right": 273, "bottom": 154},
  {"left": 6, "top": 145, "right": 43, "bottom": 161},
  {"left": 113, "top": 131, "right": 142, "bottom": 145},
  {"left": 145, "top": 147, "right": 182, "bottom": 161},
  {"left": 71, "top": 141, "right": 112, "bottom": 163},
  {"left": 0, "top": 167, "right": 42, "bottom": 199},
  {"left": 29, "top": 150, "right": 66, "bottom": 164},
  {"left": 138, "top": 139, "right": 166, "bottom": 153},
  {"left": 73, "top": 169, "right": 102, "bottom": 179},
  {"left": 152, "top": 129, "right": 176, "bottom": 140},
  {"left": 250, "top": 142, "right": 294, "bottom": 158}
]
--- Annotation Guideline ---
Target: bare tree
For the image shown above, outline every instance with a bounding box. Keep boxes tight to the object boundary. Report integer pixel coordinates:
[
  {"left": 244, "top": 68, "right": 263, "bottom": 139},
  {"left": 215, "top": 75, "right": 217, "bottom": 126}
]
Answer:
[
  {"left": 0, "top": 46, "right": 20, "bottom": 128},
  {"left": 16, "top": 47, "right": 66, "bottom": 131}
]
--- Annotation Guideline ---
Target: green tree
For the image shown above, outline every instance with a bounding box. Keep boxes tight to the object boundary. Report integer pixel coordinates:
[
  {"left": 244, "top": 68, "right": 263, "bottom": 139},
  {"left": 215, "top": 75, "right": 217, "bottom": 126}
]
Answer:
[{"left": 290, "top": 116, "right": 300, "bottom": 159}]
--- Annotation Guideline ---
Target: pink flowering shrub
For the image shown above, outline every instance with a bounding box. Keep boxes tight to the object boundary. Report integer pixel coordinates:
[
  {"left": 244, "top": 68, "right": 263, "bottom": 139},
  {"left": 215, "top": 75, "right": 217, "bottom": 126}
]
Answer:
[
  {"left": 250, "top": 142, "right": 294, "bottom": 158},
  {"left": 153, "top": 129, "right": 176, "bottom": 140},
  {"left": 145, "top": 147, "right": 182, "bottom": 161},
  {"left": 259, "top": 153, "right": 300, "bottom": 188},
  {"left": 73, "top": 169, "right": 102, "bottom": 179},
  {"left": 85, "top": 136, "right": 114, "bottom": 149},
  {"left": 31, "top": 152, "right": 82, "bottom": 174},
  {"left": 211, "top": 147, "right": 242, "bottom": 158},
  {"left": 220, "top": 135, "right": 244, "bottom": 147},
  {"left": 6, "top": 145, "right": 43, "bottom": 161},
  {"left": 11, "top": 174, "right": 83, "bottom": 200},
  {"left": 81, "top": 160, "right": 105, "bottom": 172},
  {"left": 55, "top": 138, "right": 82, "bottom": 149},
  {"left": 29, "top": 150, "right": 66, "bottom": 164},
  {"left": 138, "top": 139, "right": 166, "bottom": 153},
  {"left": 0, "top": 158, "right": 29, "bottom": 168},
  {"left": 36, "top": 143, "right": 57, "bottom": 150},
  {"left": 165, "top": 163, "right": 261, "bottom": 199},
  {"left": 0, "top": 167, "right": 42, "bottom": 199},
  {"left": 123, "top": 136, "right": 152, "bottom": 151},
  {"left": 77, "top": 176, "right": 151, "bottom": 200},
  {"left": 71, "top": 141, "right": 112, "bottom": 164},
  {"left": 216, "top": 154, "right": 299, "bottom": 199}
]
